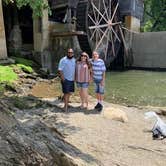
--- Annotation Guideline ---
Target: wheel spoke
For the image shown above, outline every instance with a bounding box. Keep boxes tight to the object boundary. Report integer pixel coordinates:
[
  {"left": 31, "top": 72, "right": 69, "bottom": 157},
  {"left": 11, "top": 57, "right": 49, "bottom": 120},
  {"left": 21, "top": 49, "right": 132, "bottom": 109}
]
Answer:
[
  {"left": 95, "top": 28, "right": 98, "bottom": 47},
  {"left": 108, "top": 0, "right": 112, "bottom": 18},
  {"left": 98, "top": 28, "right": 111, "bottom": 42},
  {"left": 89, "top": 23, "right": 109, "bottom": 30},
  {"left": 88, "top": 14, "right": 97, "bottom": 25},
  {"left": 91, "top": 0, "right": 97, "bottom": 22},
  {"left": 110, "top": 31, "right": 115, "bottom": 57},
  {"left": 90, "top": 28, "right": 97, "bottom": 41},
  {"left": 104, "top": 36, "right": 109, "bottom": 60},
  {"left": 103, "top": 0, "right": 109, "bottom": 20},
  {"left": 97, "top": 0, "right": 101, "bottom": 21},
  {"left": 98, "top": 6, "right": 109, "bottom": 25},
  {"left": 95, "top": 27, "right": 109, "bottom": 50},
  {"left": 110, "top": 2, "right": 119, "bottom": 22},
  {"left": 121, "top": 26, "right": 139, "bottom": 34},
  {"left": 111, "top": 21, "right": 122, "bottom": 26},
  {"left": 111, "top": 27, "right": 121, "bottom": 42},
  {"left": 100, "top": 29, "right": 109, "bottom": 60},
  {"left": 91, "top": 1, "right": 108, "bottom": 23},
  {"left": 97, "top": 29, "right": 107, "bottom": 48},
  {"left": 87, "top": 0, "right": 121, "bottom": 60}
]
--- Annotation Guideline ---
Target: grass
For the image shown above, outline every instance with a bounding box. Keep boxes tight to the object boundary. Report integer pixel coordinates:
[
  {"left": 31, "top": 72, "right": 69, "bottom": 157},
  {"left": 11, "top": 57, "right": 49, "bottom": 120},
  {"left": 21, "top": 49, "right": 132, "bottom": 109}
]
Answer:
[
  {"left": 16, "top": 64, "right": 33, "bottom": 73},
  {"left": 0, "top": 65, "right": 18, "bottom": 83},
  {"left": 0, "top": 65, "right": 18, "bottom": 95},
  {"left": 0, "top": 57, "right": 37, "bottom": 94}
]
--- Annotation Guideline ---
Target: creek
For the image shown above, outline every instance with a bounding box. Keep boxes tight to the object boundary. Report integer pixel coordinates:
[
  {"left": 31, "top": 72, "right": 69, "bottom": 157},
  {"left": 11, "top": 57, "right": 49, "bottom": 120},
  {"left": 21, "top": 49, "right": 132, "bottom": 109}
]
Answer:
[
  {"left": 98, "top": 70, "right": 166, "bottom": 107},
  {"left": 31, "top": 70, "right": 166, "bottom": 107}
]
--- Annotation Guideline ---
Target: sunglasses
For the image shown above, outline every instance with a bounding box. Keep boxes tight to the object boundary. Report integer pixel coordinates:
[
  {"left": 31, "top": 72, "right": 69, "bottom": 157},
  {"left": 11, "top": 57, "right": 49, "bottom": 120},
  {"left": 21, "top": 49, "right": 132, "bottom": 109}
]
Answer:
[
  {"left": 68, "top": 52, "right": 73, "bottom": 53},
  {"left": 81, "top": 54, "right": 87, "bottom": 57}
]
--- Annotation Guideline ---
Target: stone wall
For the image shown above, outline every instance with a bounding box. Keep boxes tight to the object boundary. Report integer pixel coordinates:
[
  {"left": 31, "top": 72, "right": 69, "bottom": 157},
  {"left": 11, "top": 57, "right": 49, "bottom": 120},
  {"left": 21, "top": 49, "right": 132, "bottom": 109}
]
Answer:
[
  {"left": 132, "top": 31, "right": 166, "bottom": 68},
  {"left": 48, "top": 22, "right": 81, "bottom": 73},
  {"left": 0, "top": 0, "right": 7, "bottom": 59}
]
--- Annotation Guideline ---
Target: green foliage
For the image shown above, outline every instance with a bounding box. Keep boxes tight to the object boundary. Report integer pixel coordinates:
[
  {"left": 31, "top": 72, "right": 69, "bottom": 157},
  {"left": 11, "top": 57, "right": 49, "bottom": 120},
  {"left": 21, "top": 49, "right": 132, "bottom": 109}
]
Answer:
[
  {"left": 12, "top": 56, "right": 38, "bottom": 73},
  {"left": 0, "top": 65, "right": 17, "bottom": 94},
  {"left": 143, "top": 0, "right": 166, "bottom": 32},
  {"left": 3, "top": 0, "right": 51, "bottom": 17},
  {"left": 12, "top": 56, "right": 34, "bottom": 67},
  {"left": 17, "top": 64, "right": 33, "bottom": 73},
  {"left": 142, "top": 20, "right": 153, "bottom": 32},
  {"left": 0, "top": 65, "right": 18, "bottom": 83}
]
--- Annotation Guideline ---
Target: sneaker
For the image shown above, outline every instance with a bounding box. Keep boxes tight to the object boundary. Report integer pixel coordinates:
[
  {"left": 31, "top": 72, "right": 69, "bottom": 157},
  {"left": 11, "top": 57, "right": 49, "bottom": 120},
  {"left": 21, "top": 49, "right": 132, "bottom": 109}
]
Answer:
[
  {"left": 97, "top": 105, "right": 103, "bottom": 112},
  {"left": 94, "top": 103, "right": 101, "bottom": 109}
]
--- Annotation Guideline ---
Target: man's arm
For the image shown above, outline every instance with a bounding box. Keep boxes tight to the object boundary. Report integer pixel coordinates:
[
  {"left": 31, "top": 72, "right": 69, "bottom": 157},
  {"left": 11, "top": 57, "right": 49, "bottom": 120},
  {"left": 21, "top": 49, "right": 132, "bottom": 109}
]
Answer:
[
  {"left": 58, "top": 58, "right": 65, "bottom": 81},
  {"left": 58, "top": 70, "right": 65, "bottom": 82}
]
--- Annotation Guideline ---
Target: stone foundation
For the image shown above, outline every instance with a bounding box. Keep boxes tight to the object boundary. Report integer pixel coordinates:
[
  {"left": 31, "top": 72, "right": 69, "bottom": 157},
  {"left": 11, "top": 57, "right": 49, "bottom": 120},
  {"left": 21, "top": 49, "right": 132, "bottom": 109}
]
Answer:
[{"left": 132, "top": 31, "right": 166, "bottom": 68}]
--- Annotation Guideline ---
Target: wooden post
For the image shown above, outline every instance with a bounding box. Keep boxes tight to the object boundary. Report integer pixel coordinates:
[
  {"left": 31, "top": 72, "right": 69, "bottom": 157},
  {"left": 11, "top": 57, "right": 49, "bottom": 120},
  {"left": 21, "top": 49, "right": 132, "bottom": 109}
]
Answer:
[
  {"left": 41, "top": 0, "right": 49, "bottom": 51},
  {"left": 33, "top": 0, "right": 49, "bottom": 52},
  {"left": 0, "top": 0, "right": 7, "bottom": 59},
  {"left": 123, "top": 16, "right": 141, "bottom": 67},
  {"left": 125, "top": 16, "right": 140, "bottom": 32}
]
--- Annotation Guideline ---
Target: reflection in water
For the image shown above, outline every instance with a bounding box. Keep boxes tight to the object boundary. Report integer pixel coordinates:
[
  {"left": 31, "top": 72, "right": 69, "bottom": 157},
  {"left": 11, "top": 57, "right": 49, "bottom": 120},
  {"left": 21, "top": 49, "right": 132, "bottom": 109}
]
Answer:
[{"left": 89, "top": 70, "right": 166, "bottom": 107}]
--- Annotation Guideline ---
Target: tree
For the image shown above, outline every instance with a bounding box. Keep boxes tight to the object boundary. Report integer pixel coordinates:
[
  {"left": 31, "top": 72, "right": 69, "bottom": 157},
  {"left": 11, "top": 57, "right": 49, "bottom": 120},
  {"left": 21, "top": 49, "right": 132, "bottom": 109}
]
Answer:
[
  {"left": 3, "top": 0, "right": 50, "bottom": 17},
  {"left": 142, "top": 0, "right": 166, "bottom": 32}
]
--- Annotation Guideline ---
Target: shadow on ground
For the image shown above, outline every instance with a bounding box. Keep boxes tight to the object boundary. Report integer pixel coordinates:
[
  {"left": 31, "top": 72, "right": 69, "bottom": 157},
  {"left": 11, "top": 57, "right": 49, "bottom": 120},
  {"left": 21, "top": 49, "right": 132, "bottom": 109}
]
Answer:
[{"left": 0, "top": 95, "right": 101, "bottom": 165}]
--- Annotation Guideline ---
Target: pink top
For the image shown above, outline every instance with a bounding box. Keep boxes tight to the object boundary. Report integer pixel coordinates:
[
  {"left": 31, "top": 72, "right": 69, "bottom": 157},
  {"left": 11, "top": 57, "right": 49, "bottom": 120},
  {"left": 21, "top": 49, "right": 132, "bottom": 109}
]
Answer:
[{"left": 75, "top": 62, "right": 91, "bottom": 83}]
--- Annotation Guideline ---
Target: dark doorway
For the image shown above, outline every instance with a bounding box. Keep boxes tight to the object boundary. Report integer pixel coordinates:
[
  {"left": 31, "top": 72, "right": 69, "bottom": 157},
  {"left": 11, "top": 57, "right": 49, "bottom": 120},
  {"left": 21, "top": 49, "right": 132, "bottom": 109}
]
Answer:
[
  {"left": 18, "top": 6, "right": 33, "bottom": 45},
  {"left": 2, "top": 3, "right": 33, "bottom": 52}
]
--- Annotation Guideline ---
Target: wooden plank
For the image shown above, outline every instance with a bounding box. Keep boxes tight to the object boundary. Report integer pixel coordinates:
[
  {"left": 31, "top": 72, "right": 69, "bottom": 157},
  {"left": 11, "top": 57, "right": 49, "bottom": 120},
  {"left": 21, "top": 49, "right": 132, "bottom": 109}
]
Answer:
[
  {"left": 50, "top": 31, "right": 86, "bottom": 37},
  {"left": 51, "top": 3, "right": 68, "bottom": 9}
]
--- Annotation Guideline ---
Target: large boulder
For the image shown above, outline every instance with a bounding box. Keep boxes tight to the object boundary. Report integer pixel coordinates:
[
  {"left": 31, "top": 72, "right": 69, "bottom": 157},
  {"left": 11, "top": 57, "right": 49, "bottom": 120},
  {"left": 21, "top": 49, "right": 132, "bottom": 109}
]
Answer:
[
  {"left": 0, "top": 100, "right": 81, "bottom": 166},
  {"left": 104, "top": 107, "right": 128, "bottom": 123}
]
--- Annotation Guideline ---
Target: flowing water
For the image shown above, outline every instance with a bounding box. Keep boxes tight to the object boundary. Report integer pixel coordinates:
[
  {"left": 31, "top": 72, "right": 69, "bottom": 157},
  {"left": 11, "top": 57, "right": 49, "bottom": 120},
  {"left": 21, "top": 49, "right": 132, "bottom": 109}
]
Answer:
[{"left": 89, "top": 70, "right": 166, "bottom": 107}]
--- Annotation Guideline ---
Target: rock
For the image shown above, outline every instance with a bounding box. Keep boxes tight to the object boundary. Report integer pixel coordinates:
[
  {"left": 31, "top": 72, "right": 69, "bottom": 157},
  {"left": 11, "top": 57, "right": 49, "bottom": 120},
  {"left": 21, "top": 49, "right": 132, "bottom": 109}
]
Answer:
[
  {"left": 0, "top": 101, "right": 18, "bottom": 131},
  {"left": 104, "top": 107, "right": 128, "bottom": 123},
  {"left": 157, "top": 108, "right": 166, "bottom": 116},
  {"left": 0, "top": 100, "right": 81, "bottom": 165}
]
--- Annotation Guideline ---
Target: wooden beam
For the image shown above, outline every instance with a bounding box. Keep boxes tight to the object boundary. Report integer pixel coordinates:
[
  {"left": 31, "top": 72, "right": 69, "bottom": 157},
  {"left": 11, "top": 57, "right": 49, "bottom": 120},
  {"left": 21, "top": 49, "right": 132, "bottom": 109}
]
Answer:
[
  {"left": 51, "top": 3, "right": 68, "bottom": 10},
  {"left": 50, "top": 31, "right": 86, "bottom": 37}
]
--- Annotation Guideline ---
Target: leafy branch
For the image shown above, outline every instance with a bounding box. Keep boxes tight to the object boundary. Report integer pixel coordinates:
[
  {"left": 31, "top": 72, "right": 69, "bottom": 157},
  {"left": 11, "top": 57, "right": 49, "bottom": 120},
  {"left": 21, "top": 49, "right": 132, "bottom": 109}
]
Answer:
[{"left": 3, "top": 0, "right": 51, "bottom": 17}]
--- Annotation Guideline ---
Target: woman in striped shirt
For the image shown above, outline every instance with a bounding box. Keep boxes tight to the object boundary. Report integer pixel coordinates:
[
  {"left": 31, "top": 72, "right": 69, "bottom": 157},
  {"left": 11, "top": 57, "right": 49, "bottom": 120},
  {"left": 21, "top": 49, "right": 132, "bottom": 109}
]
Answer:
[{"left": 75, "top": 52, "right": 92, "bottom": 109}]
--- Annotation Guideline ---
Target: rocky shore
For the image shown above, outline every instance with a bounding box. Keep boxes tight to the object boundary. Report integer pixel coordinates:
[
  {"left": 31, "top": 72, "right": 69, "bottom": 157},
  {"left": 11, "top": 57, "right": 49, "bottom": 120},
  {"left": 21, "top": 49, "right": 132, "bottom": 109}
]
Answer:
[{"left": 1, "top": 68, "right": 166, "bottom": 166}]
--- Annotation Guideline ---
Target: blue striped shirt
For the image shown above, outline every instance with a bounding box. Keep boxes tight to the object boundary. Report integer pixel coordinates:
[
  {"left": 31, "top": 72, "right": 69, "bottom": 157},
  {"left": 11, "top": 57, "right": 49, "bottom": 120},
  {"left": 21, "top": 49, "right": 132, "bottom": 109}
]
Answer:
[{"left": 90, "top": 59, "right": 106, "bottom": 80}]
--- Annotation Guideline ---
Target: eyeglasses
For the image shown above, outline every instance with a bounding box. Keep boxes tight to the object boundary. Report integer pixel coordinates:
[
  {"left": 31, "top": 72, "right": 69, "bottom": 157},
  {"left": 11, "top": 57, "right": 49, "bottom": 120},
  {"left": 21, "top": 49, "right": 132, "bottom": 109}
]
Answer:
[{"left": 68, "top": 52, "right": 73, "bottom": 53}]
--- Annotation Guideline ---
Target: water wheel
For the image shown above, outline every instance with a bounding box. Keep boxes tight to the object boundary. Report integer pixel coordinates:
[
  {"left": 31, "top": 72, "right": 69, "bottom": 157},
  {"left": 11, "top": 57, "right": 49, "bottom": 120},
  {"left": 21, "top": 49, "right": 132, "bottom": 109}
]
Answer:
[{"left": 76, "top": 0, "right": 123, "bottom": 67}]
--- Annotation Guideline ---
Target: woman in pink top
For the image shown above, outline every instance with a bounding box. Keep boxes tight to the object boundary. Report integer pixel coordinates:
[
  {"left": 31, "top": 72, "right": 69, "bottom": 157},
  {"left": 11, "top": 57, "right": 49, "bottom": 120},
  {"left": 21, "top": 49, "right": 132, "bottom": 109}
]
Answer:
[{"left": 75, "top": 52, "right": 92, "bottom": 109}]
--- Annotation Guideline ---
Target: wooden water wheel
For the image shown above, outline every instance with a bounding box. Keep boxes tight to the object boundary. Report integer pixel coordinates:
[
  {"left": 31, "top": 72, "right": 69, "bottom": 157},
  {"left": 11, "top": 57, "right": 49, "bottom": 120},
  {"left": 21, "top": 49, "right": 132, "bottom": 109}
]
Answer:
[{"left": 76, "top": 0, "right": 125, "bottom": 67}]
